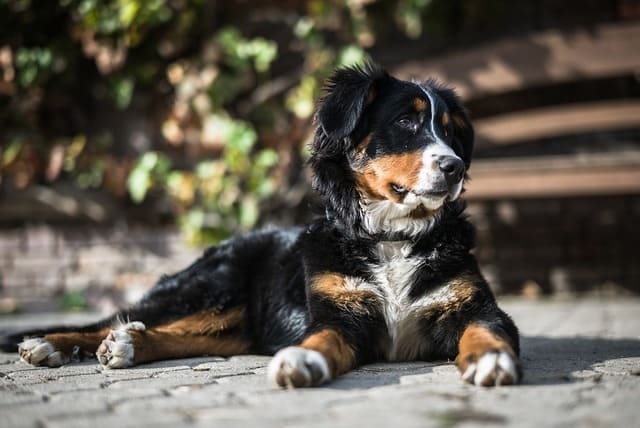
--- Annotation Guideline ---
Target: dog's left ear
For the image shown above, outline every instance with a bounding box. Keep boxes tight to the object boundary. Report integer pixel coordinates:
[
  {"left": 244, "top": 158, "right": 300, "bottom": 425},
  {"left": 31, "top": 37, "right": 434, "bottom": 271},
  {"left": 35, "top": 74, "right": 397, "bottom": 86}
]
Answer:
[
  {"left": 431, "top": 85, "right": 475, "bottom": 169},
  {"left": 317, "top": 63, "right": 388, "bottom": 141}
]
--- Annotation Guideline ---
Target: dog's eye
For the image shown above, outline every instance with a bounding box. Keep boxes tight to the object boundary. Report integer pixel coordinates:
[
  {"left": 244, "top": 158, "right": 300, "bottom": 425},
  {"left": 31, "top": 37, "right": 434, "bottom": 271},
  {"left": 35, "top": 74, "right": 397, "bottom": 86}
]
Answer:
[
  {"left": 396, "top": 117, "right": 415, "bottom": 130},
  {"left": 390, "top": 183, "right": 408, "bottom": 195}
]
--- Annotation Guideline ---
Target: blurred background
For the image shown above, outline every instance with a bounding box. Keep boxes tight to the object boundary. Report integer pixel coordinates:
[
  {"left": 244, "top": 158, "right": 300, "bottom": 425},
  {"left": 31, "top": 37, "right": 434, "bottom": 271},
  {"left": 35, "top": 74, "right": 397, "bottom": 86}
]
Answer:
[{"left": 0, "top": 0, "right": 638, "bottom": 314}]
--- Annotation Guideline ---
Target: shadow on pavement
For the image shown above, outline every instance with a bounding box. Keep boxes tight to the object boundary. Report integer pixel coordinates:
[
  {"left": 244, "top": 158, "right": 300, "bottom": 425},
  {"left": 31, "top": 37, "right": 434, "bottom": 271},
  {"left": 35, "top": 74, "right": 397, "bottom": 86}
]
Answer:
[
  {"left": 325, "top": 336, "right": 640, "bottom": 389},
  {"left": 521, "top": 335, "right": 640, "bottom": 385}
]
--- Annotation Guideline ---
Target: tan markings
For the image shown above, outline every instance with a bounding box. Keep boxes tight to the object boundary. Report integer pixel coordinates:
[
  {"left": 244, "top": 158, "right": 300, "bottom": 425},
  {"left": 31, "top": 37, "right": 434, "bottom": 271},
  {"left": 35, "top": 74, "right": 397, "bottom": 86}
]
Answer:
[
  {"left": 44, "top": 327, "right": 112, "bottom": 357},
  {"left": 442, "top": 112, "right": 450, "bottom": 127},
  {"left": 354, "top": 151, "right": 424, "bottom": 202},
  {"left": 311, "top": 273, "right": 379, "bottom": 315},
  {"left": 413, "top": 97, "right": 427, "bottom": 112},
  {"left": 154, "top": 307, "right": 246, "bottom": 336},
  {"left": 129, "top": 307, "right": 250, "bottom": 364},
  {"left": 451, "top": 112, "right": 468, "bottom": 129},
  {"left": 301, "top": 328, "right": 356, "bottom": 377},
  {"left": 415, "top": 274, "right": 479, "bottom": 321},
  {"left": 455, "top": 323, "right": 517, "bottom": 375}
]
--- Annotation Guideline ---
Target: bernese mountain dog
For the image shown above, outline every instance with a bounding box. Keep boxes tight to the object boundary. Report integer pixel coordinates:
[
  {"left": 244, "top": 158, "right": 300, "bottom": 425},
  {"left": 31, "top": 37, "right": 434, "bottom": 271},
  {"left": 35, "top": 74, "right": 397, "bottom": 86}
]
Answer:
[{"left": 3, "top": 63, "right": 521, "bottom": 387}]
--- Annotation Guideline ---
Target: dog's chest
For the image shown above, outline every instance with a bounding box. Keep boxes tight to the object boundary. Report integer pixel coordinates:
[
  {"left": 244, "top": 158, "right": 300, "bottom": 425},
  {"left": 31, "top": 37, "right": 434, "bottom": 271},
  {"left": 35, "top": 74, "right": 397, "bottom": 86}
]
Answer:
[{"left": 368, "top": 241, "right": 431, "bottom": 361}]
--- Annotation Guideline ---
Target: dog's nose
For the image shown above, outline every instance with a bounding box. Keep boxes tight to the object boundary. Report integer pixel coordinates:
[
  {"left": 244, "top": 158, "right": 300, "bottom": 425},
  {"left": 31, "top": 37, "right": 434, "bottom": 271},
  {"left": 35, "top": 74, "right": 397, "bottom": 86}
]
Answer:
[{"left": 437, "top": 156, "right": 465, "bottom": 185}]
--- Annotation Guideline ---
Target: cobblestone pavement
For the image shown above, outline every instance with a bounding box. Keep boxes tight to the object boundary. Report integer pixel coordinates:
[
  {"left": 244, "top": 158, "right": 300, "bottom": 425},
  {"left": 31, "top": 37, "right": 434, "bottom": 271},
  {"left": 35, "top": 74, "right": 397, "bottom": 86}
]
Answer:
[{"left": 0, "top": 299, "right": 639, "bottom": 428}]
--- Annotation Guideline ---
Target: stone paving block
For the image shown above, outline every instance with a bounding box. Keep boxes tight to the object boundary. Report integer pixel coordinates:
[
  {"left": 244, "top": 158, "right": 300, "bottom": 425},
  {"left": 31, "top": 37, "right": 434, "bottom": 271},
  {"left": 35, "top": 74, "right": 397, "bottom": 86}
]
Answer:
[
  {"left": 2, "top": 400, "right": 109, "bottom": 428},
  {"left": 0, "top": 390, "right": 45, "bottom": 407},
  {"left": 0, "top": 299, "right": 638, "bottom": 428},
  {"left": 43, "top": 410, "right": 189, "bottom": 428}
]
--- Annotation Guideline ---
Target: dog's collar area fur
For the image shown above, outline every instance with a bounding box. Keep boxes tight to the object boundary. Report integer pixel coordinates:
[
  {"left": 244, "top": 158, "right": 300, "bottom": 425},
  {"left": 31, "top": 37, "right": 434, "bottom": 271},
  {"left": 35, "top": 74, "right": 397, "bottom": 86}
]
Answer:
[{"left": 321, "top": 197, "right": 470, "bottom": 247}]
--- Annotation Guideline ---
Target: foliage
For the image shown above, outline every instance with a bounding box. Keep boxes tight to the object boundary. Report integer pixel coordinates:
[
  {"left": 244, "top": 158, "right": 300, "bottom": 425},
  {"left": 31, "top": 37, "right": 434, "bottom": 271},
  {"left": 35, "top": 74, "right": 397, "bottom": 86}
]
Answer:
[
  {"left": 0, "top": 0, "right": 434, "bottom": 244},
  {"left": 59, "top": 290, "right": 88, "bottom": 311}
]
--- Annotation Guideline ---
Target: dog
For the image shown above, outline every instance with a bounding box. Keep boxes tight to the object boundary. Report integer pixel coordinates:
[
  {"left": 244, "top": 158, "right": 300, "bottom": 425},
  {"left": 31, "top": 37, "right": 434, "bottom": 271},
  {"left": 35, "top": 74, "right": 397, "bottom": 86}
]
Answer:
[{"left": 2, "top": 63, "right": 521, "bottom": 387}]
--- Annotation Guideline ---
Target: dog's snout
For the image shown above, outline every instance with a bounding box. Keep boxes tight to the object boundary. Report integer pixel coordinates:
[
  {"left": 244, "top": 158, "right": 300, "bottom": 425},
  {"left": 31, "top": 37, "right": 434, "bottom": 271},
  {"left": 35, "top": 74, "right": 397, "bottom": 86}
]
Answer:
[{"left": 437, "top": 156, "right": 465, "bottom": 185}]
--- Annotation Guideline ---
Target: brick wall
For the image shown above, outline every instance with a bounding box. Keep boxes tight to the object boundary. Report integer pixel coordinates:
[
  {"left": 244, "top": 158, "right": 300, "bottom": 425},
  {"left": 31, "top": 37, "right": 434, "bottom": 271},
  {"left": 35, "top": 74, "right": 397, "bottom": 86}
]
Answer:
[
  {"left": 469, "top": 195, "right": 640, "bottom": 297},
  {"left": 0, "top": 225, "right": 202, "bottom": 313}
]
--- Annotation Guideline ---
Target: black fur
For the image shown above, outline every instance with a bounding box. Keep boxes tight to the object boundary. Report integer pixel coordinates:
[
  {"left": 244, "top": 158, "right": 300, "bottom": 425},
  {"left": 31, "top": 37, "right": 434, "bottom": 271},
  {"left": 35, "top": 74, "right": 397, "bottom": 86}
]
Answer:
[{"left": 1, "top": 64, "right": 519, "bottom": 385}]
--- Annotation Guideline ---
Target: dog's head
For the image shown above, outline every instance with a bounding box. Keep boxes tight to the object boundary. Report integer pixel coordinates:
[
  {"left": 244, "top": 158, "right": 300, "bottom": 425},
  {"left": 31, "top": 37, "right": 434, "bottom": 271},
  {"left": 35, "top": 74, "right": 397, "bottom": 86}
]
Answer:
[{"left": 311, "top": 63, "right": 474, "bottom": 238}]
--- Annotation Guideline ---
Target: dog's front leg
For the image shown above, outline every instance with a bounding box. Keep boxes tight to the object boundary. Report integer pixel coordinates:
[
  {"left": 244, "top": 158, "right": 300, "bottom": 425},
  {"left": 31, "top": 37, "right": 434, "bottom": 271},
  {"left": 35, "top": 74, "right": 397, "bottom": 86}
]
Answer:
[
  {"left": 455, "top": 321, "right": 522, "bottom": 386},
  {"left": 268, "top": 328, "right": 357, "bottom": 388},
  {"left": 268, "top": 272, "right": 380, "bottom": 388}
]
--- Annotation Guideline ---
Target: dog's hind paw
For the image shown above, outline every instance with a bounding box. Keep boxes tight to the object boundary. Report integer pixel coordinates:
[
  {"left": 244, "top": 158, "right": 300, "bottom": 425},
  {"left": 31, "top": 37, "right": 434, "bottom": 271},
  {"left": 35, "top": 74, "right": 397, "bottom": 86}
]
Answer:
[
  {"left": 460, "top": 350, "right": 521, "bottom": 386},
  {"left": 19, "top": 338, "right": 69, "bottom": 367},
  {"left": 268, "top": 346, "right": 330, "bottom": 388},
  {"left": 96, "top": 322, "right": 145, "bottom": 369}
]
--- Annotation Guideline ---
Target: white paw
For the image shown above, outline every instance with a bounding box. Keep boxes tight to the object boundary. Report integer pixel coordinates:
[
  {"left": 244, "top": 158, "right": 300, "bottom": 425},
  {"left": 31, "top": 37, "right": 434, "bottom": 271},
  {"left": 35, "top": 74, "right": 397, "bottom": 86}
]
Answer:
[
  {"left": 461, "top": 350, "right": 520, "bottom": 386},
  {"left": 18, "top": 337, "right": 69, "bottom": 367},
  {"left": 268, "top": 346, "right": 330, "bottom": 388},
  {"left": 96, "top": 322, "right": 145, "bottom": 369}
]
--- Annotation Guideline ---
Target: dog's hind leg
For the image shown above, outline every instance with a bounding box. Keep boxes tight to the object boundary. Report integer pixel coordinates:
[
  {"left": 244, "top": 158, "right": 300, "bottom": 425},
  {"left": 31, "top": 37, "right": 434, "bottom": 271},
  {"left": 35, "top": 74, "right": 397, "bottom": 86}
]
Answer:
[
  {"left": 96, "top": 306, "right": 251, "bottom": 369},
  {"left": 7, "top": 239, "right": 254, "bottom": 367},
  {"left": 17, "top": 326, "right": 114, "bottom": 367},
  {"left": 15, "top": 306, "right": 250, "bottom": 369}
]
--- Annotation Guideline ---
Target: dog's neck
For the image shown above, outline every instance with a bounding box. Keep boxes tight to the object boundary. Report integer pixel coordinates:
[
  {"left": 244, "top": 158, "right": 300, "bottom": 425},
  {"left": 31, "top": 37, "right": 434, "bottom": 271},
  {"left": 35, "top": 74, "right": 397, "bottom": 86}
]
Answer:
[
  {"left": 358, "top": 197, "right": 443, "bottom": 239},
  {"left": 324, "top": 198, "right": 469, "bottom": 246}
]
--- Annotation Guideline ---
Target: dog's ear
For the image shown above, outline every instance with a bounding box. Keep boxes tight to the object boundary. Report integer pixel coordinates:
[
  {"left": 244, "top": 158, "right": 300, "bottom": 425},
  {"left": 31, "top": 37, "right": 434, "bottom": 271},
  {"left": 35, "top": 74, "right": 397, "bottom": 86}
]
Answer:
[
  {"left": 317, "top": 63, "right": 388, "bottom": 140},
  {"left": 430, "top": 84, "right": 475, "bottom": 169}
]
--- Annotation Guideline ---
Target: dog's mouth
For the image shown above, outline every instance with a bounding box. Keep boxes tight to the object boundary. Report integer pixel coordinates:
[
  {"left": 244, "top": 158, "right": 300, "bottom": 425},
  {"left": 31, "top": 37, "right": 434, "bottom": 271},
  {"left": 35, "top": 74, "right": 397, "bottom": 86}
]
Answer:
[
  {"left": 407, "top": 190, "right": 449, "bottom": 211},
  {"left": 409, "top": 204, "right": 434, "bottom": 219},
  {"left": 422, "top": 190, "right": 448, "bottom": 198}
]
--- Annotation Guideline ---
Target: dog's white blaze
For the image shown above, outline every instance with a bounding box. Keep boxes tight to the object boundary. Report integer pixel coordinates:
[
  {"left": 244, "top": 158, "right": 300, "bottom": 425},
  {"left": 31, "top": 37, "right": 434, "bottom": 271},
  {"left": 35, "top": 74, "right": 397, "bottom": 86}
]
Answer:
[
  {"left": 361, "top": 241, "right": 456, "bottom": 361},
  {"left": 416, "top": 83, "right": 465, "bottom": 202}
]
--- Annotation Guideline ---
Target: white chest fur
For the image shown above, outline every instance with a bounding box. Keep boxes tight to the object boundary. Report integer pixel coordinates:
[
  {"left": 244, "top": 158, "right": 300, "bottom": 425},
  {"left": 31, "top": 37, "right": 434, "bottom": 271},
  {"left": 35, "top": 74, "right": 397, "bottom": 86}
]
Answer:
[{"left": 367, "top": 241, "right": 454, "bottom": 361}]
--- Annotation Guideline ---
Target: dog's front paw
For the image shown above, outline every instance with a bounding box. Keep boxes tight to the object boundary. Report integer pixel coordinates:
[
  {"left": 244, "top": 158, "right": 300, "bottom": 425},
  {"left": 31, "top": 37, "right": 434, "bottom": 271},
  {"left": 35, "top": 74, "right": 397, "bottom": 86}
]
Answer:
[
  {"left": 18, "top": 338, "right": 69, "bottom": 367},
  {"left": 96, "top": 322, "right": 145, "bottom": 369},
  {"left": 459, "top": 350, "right": 521, "bottom": 386},
  {"left": 268, "top": 346, "right": 330, "bottom": 388}
]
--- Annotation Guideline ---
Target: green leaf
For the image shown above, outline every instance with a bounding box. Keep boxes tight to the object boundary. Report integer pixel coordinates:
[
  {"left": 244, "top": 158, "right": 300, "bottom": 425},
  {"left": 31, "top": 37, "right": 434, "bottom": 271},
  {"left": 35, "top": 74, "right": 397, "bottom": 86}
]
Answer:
[
  {"left": 251, "top": 39, "right": 277, "bottom": 72},
  {"left": 138, "top": 151, "right": 159, "bottom": 170},
  {"left": 293, "top": 16, "right": 314, "bottom": 39},
  {"left": 286, "top": 76, "right": 318, "bottom": 119},
  {"left": 227, "top": 121, "right": 256, "bottom": 154},
  {"left": 337, "top": 45, "right": 368, "bottom": 68},
  {"left": 166, "top": 171, "right": 184, "bottom": 190},
  {"left": 254, "top": 179, "right": 275, "bottom": 199},
  {"left": 109, "top": 77, "right": 135, "bottom": 109},
  {"left": 239, "top": 196, "right": 259, "bottom": 229},
  {"left": 118, "top": 0, "right": 140, "bottom": 27},
  {"left": 184, "top": 209, "right": 205, "bottom": 230},
  {"left": 126, "top": 167, "right": 151, "bottom": 203},
  {"left": 254, "top": 149, "right": 279, "bottom": 169},
  {"left": 2, "top": 139, "right": 24, "bottom": 167},
  {"left": 60, "top": 291, "right": 87, "bottom": 311}
]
